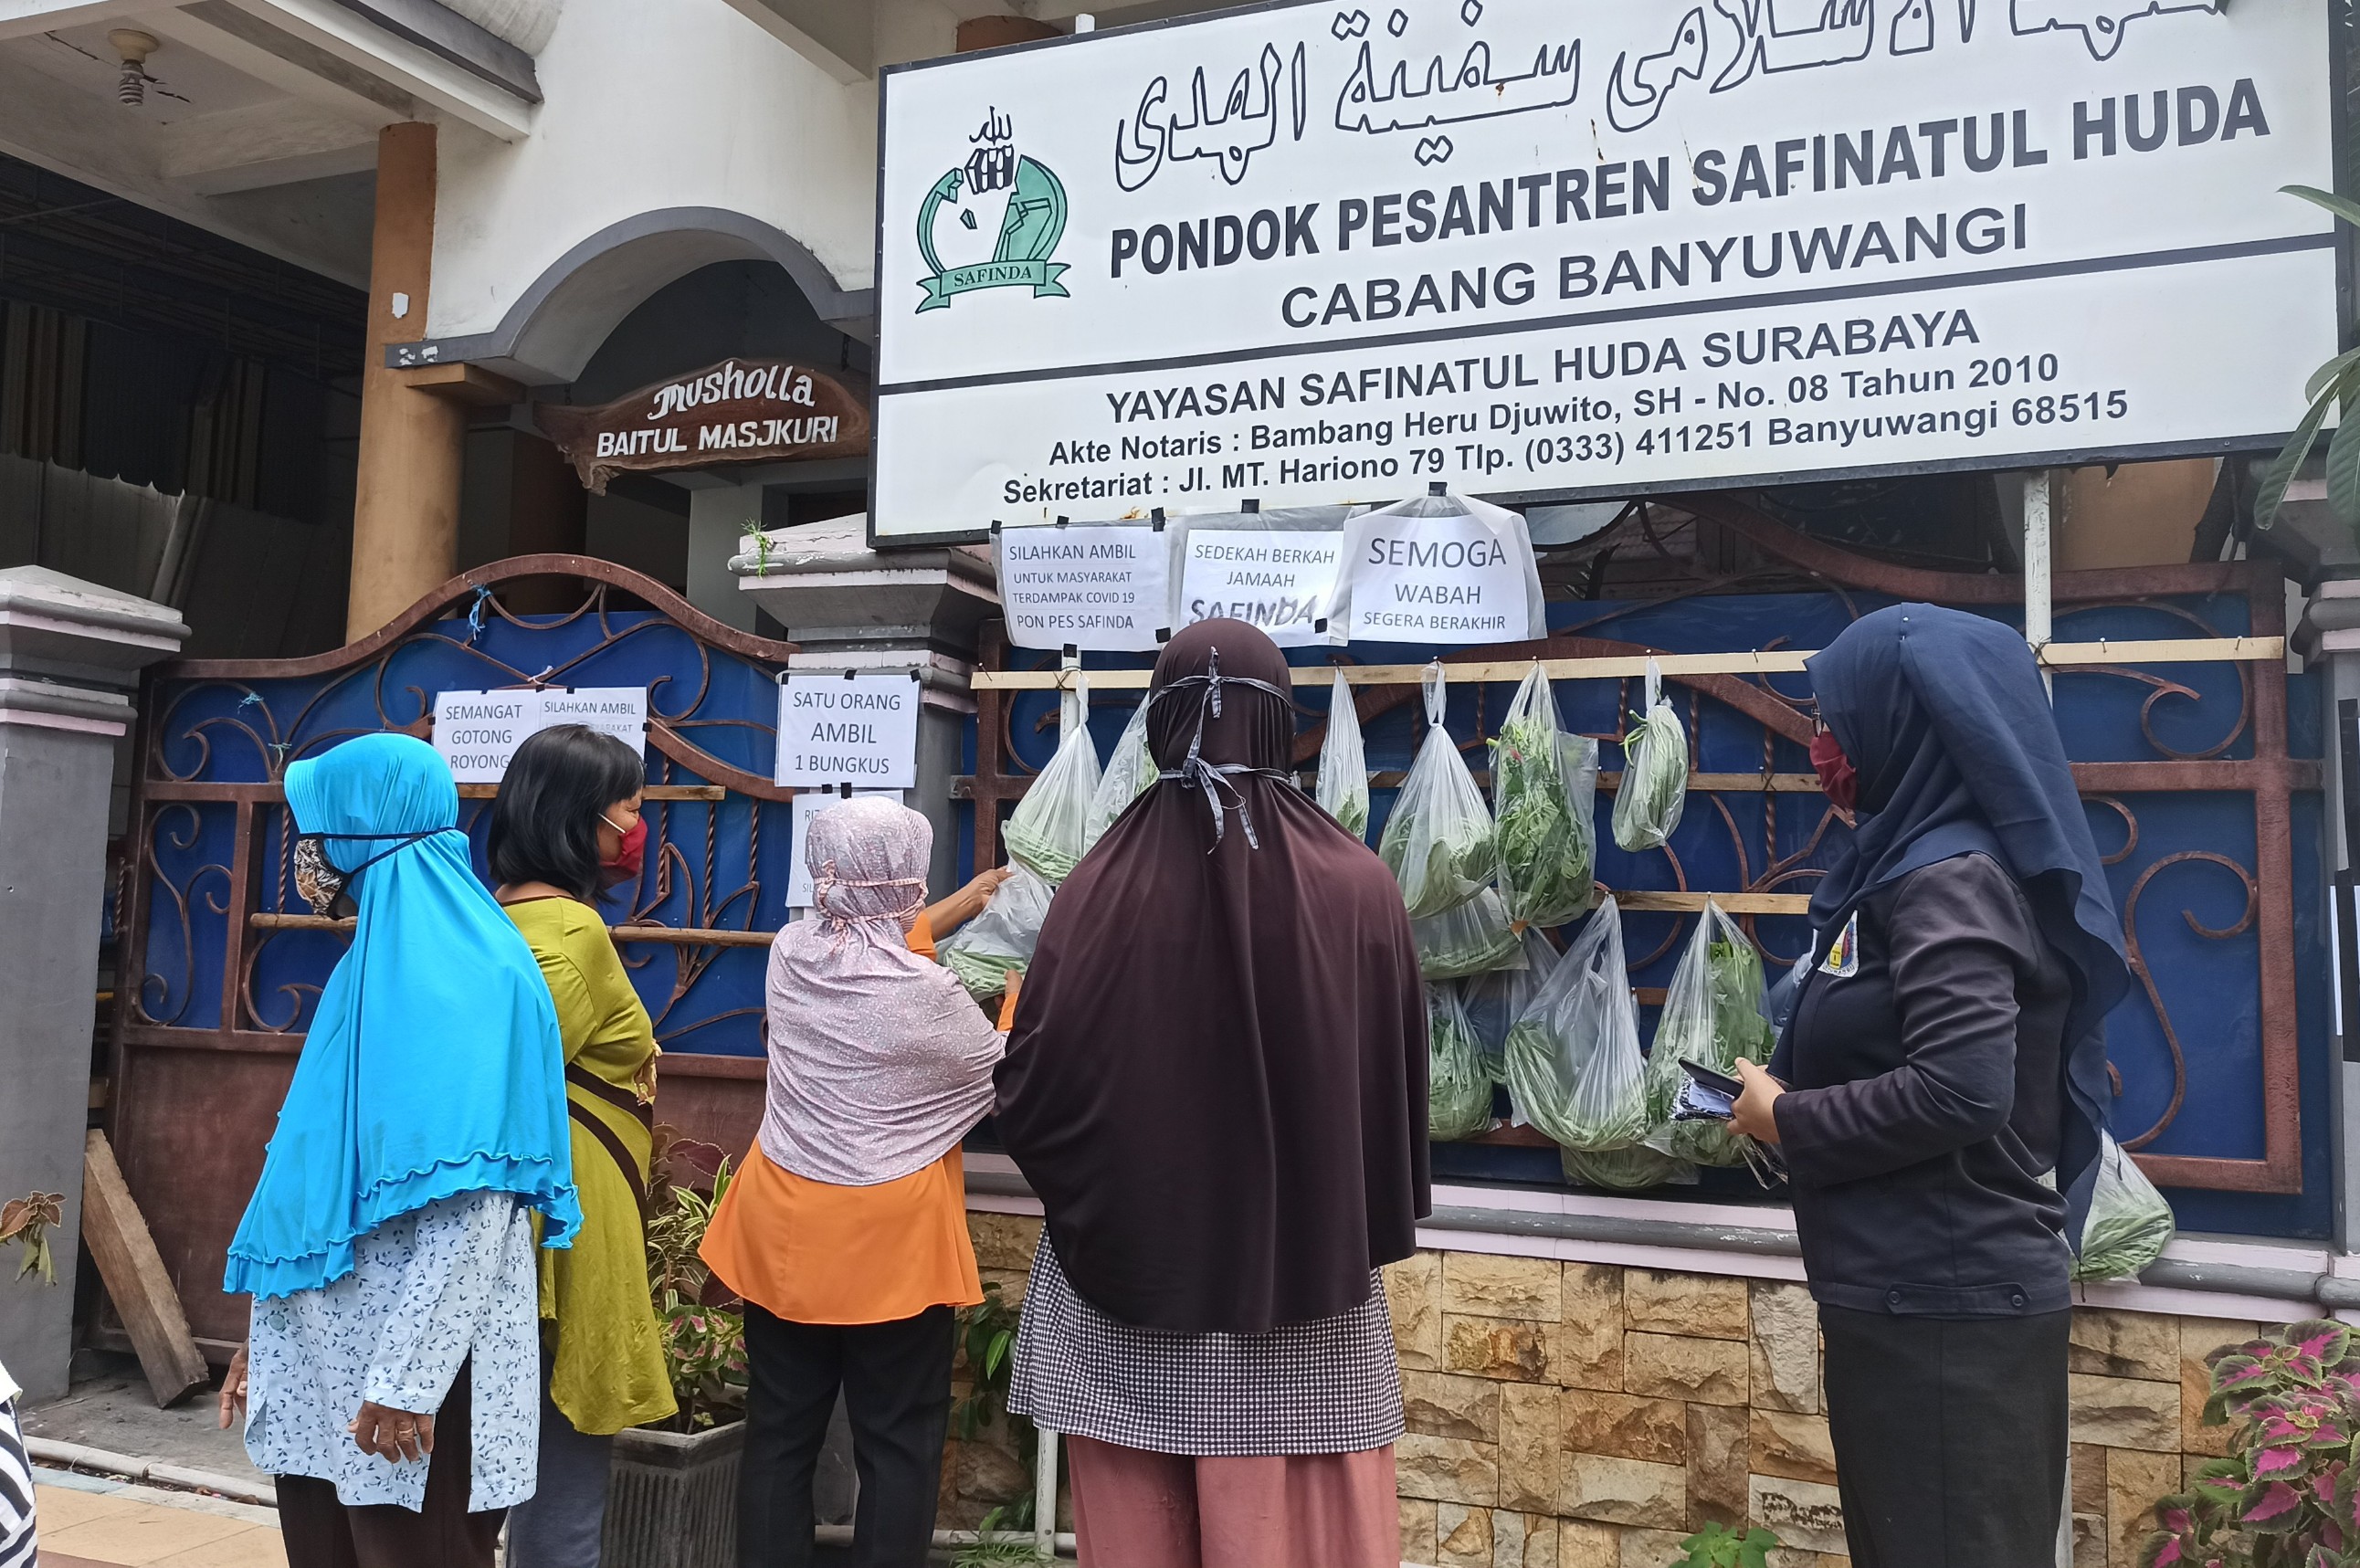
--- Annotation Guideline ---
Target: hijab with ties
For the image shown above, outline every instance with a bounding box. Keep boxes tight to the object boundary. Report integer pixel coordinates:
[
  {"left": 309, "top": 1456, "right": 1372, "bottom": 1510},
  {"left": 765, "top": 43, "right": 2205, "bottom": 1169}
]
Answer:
[
  {"left": 1779, "top": 603, "right": 2133, "bottom": 1232},
  {"left": 995, "top": 619, "right": 1430, "bottom": 1335}
]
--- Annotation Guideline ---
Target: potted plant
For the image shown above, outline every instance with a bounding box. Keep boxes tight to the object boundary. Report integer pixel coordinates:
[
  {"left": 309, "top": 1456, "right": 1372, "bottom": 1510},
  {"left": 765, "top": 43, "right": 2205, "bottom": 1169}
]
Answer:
[
  {"left": 603, "top": 1131, "right": 748, "bottom": 1568},
  {"left": 2141, "top": 1319, "right": 2360, "bottom": 1566}
]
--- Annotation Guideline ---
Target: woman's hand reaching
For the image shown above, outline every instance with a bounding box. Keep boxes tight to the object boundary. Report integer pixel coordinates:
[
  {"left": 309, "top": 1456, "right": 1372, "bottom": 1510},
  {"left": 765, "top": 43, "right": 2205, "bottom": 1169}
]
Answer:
[{"left": 216, "top": 1347, "right": 248, "bottom": 1430}]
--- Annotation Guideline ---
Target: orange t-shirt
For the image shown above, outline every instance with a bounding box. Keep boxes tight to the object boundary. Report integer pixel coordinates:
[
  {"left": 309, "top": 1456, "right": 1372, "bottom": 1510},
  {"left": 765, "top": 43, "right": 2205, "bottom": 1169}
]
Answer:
[
  {"left": 699, "top": 1145, "right": 982, "bottom": 1325},
  {"left": 907, "top": 909, "right": 936, "bottom": 959}
]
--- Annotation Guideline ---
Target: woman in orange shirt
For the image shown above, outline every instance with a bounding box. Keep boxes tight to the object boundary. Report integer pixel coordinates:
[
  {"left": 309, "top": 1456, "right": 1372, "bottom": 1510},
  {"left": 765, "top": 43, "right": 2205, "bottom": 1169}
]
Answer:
[{"left": 701, "top": 798, "right": 1007, "bottom": 1568}]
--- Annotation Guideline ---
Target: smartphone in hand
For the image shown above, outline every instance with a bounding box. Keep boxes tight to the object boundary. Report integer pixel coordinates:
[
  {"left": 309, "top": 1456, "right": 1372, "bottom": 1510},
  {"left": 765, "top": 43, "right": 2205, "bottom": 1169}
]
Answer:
[{"left": 1673, "top": 1058, "right": 1743, "bottom": 1122}]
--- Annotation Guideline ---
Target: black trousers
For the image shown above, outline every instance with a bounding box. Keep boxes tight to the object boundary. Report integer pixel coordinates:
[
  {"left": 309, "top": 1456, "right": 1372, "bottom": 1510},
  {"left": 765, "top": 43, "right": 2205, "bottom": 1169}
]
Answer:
[
  {"left": 277, "top": 1361, "right": 503, "bottom": 1568},
  {"left": 1820, "top": 1305, "right": 2070, "bottom": 1568},
  {"left": 738, "top": 1303, "right": 955, "bottom": 1568}
]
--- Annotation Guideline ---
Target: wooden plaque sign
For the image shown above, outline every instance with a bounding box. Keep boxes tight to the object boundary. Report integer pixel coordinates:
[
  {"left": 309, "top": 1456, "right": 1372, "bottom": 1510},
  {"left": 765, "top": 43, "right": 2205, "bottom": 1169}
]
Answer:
[{"left": 535, "top": 358, "right": 870, "bottom": 492}]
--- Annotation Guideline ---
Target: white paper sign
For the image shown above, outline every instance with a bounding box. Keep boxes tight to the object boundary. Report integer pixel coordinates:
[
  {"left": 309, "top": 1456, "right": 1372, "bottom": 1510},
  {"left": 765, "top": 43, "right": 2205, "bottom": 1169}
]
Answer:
[
  {"left": 538, "top": 688, "right": 648, "bottom": 752},
  {"left": 433, "top": 688, "right": 651, "bottom": 783},
  {"left": 872, "top": 0, "right": 2335, "bottom": 539},
  {"left": 1177, "top": 529, "right": 1344, "bottom": 647},
  {"left": 433, "top": 690, "right": 542, "bottom": 784},
  {"left": 996, "top": 525, "right": 1171, "bottom": 651},
  {"left": 787, "top": 789, "right": 904, "bottom": 908},
  {"left": 1344, "top": 511, "right": 1534, "bottom": 645},
  {"left": 774, "top": 673, "right": 922, "bottom": 788}
]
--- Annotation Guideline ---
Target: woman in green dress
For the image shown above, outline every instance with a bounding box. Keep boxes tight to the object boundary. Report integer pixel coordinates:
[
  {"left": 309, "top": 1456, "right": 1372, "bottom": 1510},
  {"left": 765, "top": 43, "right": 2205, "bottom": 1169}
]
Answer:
[{"left": 490, "top": 724, "right": 677, "bottom": 1568}]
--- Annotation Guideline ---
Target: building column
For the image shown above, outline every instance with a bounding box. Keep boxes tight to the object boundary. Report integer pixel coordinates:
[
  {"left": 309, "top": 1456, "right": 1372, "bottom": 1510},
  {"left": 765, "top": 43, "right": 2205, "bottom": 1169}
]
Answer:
[
  {"left": 0, "top": 568, "right": 186, "bottom": 1402},
  {"left": 347, "top": 122, "right": 465, "bottom": 641}
]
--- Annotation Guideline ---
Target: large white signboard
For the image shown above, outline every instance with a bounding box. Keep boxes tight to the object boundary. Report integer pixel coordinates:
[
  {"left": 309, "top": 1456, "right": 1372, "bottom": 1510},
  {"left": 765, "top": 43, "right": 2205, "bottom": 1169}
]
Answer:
[
  {"left": 774, "top": 672, "right": 923, "bottom": 788},
  {"left": 873, "top": 0, "right": 2336, "bottom": 542}
]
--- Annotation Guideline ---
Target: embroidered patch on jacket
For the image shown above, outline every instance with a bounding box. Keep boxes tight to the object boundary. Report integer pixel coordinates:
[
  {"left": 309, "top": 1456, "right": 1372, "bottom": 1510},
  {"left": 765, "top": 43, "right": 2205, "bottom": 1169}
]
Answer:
[{"left": 1819, "top": 911, "right": 1860, "bottom": 977}]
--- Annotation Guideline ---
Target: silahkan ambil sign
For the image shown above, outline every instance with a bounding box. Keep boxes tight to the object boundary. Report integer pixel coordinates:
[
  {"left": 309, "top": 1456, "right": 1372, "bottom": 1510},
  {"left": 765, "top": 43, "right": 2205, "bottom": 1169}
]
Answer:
[
  {"left": 869, "top": 0, "right": 2336, "bottom": 544},
  {"left": 536, "top": 359, "right": 869, "bottom": 493}
]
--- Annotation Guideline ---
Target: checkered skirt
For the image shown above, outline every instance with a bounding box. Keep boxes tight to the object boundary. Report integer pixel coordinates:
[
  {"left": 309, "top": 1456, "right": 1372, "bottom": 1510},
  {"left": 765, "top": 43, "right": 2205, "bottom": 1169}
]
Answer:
[{"left": 1004, "top": 1235, "right": 1404, "bottom": 1457}]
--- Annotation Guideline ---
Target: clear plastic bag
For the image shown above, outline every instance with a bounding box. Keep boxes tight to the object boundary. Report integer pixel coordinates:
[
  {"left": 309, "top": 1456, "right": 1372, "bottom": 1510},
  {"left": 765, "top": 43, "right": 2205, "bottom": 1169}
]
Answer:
[
  {"left": 1083, "top": 689, "right": 1157, "bottom": 854},
  {"left": 1561, "top": 1144, "right": 1694, "bottom": 1192},
  {"left": 1316, "top": 668, "right": 1371, "bottom": 840},
  {"left": 1491, "top": 666, "right": 1598, "bottom": 929},
  {"left": 1426, "top": 980, "right": 1496, "bottom": 1141},
  {"left": 1612, "top": 661, "right": 1688, "bottom": 853},
  {"left": 1413, "top": 885, "right": 1522, "bottom": 981},
  {"left": 1378, "top": 665, "right": 1499, "bottom": 919},
  {"left": 1504, "top": 897, "right": 1651, "bottom": 1153},
  {"left": 1642, "top": 902, "right": 1776, "bottom": 1167},
  {"left": 2070, "top": 1133, "right": 2176, "bottom": 1282},
  {"left": 934, "top": 865, "right": 1056, "bottom": 1001},
  {"left": 1465, "top": 926, "right": 1562, "bottom": 1084},
  {"left": 1005, "top": 673, "right": 1103, "bottom": 884}
]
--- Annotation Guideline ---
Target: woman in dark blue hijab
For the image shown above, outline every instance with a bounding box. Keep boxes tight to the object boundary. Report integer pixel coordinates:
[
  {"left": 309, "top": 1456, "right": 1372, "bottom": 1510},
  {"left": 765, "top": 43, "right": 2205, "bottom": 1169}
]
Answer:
[{"left": 1731, "top": 603, "right": 2131, "bottom": 1568}]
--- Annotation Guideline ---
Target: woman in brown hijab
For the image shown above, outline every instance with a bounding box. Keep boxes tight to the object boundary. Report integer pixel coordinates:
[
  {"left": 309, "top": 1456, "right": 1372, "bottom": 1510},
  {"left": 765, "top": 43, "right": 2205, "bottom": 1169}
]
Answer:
[{"left": 996, "top": 618, "right": 1428, "bottom": 1568}]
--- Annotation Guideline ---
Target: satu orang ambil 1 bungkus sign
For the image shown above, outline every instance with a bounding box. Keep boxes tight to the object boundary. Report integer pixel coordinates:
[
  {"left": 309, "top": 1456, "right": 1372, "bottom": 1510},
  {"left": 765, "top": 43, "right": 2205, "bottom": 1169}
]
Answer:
[
  {"left": 536, "top": 359, "right": 869, "bottom": 493},
  {"left": 869, "top": 0, "right": 2336, "bottom": 543}
]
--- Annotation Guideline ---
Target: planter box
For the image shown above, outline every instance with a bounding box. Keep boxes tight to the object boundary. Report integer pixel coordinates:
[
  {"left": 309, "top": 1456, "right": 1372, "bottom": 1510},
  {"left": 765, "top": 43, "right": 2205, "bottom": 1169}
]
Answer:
[{"left": 604, "top": 1419, "right": 743, "bottom": 1568}]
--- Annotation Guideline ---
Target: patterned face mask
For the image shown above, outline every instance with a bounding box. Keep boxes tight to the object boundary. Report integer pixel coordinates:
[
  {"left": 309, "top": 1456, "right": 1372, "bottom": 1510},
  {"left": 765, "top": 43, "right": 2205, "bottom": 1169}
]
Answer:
[{"left": 290, "top": 828, "right": 453, "bottom": 916}]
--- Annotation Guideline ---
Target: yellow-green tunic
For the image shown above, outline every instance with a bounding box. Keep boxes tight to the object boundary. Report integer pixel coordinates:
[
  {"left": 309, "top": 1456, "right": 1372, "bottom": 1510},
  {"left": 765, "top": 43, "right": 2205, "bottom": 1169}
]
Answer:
[{"left": 505, "top": 897, "right": 677, "bottom": 1436}]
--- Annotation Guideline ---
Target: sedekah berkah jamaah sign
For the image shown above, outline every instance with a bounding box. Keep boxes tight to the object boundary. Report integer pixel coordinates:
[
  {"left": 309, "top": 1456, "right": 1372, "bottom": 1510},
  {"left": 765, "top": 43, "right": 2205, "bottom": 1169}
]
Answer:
[{"left": 870, "top": 0, "right": 2337, "bottom": 544}]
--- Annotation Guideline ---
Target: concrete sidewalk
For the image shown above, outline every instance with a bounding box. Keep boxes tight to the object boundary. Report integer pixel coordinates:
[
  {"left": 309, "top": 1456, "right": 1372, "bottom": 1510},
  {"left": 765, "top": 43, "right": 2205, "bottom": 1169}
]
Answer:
[{"left": 32, "top": 1470, "right": 284, "bottom": 1568}]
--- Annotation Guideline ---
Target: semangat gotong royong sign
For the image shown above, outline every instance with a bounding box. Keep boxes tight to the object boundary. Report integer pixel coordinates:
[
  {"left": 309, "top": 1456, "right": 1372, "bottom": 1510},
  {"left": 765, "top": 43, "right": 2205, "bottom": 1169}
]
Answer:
[{"left": 536, "top": 359, "right": 869, "bottom": 493}]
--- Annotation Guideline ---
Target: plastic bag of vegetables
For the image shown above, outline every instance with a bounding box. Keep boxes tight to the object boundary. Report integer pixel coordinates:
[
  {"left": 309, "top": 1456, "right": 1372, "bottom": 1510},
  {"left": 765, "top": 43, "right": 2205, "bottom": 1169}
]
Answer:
[
  {"left": 1504, "top": 897, "right": 1651, "bottom": 1154},
  {"left": 1642, "top": 902, "right": 1776, "bottom": 1167},
  {"left": 1491, "top": 666, "right": 1598, "bottom": 929},
  {"left": 1378, "top": 664, "right": 1499, "bottom": 918},
  {"left": 1561, "top": 1144, "right": 1694, "bottom": 1192},
  {"left": 2070, "top": 1133, "right": 2175, "bottom": 1282},
  {"left": 1426, "top": 980, "right": 1496, "bottom": 1141},
  {"left": 934, "top": 865, "right": 1054, "bottom": 1001},
  {"left": 1612, "top": 661, "right": 1688, "bottom": 853},
  {"left": 1412, "top": 886, "right": 1522, "bottom": 982},
  {"left": 1316, "top": 668, "right": 1371, "bottom": 840},
  {"left": 1465, "top": 926, "right": 1561, "bottom": 1084},
  {"left": 1005, "top": 673, "right": 1103, "bottom": 883},
  {"left": 1083, "top": 689, "right": 1157, "bottom": 853}
]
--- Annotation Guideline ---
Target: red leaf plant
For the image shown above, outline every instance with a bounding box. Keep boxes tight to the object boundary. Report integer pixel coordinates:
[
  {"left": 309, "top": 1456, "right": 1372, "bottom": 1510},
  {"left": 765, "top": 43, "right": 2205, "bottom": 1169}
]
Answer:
[{"left": 2144, "top": 1320, "right": 2360, "bottom": 1567}]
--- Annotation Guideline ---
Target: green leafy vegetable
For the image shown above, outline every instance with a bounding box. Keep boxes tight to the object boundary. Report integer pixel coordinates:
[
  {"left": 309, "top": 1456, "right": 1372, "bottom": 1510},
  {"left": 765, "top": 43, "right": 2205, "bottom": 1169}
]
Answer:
[
  {"left": 1378, "top": 665, "right": 1500, "bottom": 918},
  {"left": 1491, "top": 666, "right": 1598, "bottom": 928},
  {"left": 1560, "top": 1143, "right": 1691, "bottom": 1192},
  {"left": 1427, "top": 982, "right": 1496, "bottom": 1141},
  {"left": 1317, "top": 667, "right": 1372, "bottom": 841},
  {"left": 935, "top": 867, "right": 1054, "bottom": 1001},
  {"left": 1613, "top": 668, "right": 1688, "bottom": 853},
  {"left": 1644, "top": 906, "right": 1775, "bottom": 1167},
  {"left": 1502, "top": 897, "right": 1649, "bottom": 1153},
  {"left": 1413, "top": 887, "right": 1523, "bottom": 980},
  {"left": 1082, "top": 691, "right": 1157, "bottom": 853},
  {"left": 2071, "top": 1133, "right": 2175, "bottom": 1283},
  {"left": 1006, "top": 685, "right": 1102, "bottom": 883}
]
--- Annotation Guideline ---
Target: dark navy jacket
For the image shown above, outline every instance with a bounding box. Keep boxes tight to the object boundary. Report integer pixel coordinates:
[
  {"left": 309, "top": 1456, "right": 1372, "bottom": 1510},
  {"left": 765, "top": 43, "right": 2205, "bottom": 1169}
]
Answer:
[{"left": 1771, "top": 850, "right": 2077, "bottom": 1318}]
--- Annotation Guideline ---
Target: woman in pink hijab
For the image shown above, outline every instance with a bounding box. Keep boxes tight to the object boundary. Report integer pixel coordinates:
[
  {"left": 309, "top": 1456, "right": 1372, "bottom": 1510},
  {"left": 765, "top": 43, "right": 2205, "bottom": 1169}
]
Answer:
[{"left": 701, "top": 796, "right": 1005, "bottom": 1568}]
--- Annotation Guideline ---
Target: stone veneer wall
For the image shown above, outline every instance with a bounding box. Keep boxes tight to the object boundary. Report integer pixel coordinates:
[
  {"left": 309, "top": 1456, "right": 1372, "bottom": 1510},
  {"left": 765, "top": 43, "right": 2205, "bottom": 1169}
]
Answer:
[{"left": 953, "top": 1213, "right": 2260, "bottom": 1567}]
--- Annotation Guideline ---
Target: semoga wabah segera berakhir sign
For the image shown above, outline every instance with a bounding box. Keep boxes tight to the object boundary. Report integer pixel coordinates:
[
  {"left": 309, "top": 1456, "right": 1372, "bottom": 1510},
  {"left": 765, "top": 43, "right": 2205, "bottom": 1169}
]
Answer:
[{"left": 869, "top": 0, "right": 2337, "bottom": 543}]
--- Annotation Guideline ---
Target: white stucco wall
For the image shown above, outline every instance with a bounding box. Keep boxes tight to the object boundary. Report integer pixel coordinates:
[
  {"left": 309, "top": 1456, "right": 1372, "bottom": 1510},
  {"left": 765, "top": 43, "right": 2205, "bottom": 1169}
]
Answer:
[{"left": 427, "top": 0, "right": 884, "bottom": 345}]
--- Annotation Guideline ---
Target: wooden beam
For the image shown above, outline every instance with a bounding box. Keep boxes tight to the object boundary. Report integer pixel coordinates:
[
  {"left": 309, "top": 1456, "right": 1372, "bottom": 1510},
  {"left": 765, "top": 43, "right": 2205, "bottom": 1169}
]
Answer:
[
  {"left": 968, "top": 637, "right": 2286, "bottom": 690},
  {"left": 80, "top": 1131, "right": 210, "bottom": 1408},
  {"left": 1607, "top": 890, "right": 1813, "bottom": 915},
  {"left": 393, "top": 362, "right": 524, "bottom": 406}
]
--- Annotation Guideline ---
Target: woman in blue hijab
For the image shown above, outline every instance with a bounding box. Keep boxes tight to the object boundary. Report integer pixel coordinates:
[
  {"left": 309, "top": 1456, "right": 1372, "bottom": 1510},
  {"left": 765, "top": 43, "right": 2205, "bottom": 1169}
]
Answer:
[
  {"left": 216, "top": 733, "right": 578, "bottom": 1568},
  {"left": 1731, "top": 604, "right": 2131, "bottom": 1568}
]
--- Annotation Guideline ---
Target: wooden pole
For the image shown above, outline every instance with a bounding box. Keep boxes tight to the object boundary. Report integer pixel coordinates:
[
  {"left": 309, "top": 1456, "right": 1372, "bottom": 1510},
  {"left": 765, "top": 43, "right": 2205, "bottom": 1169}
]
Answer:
[
  {"left": 347, "top": 122, "right": 466, "bottom": 641},
  {"left": 79, "top": 1131, "right": 209, "bottom": 1408},
  {"left": 2025, "top": 470, "right": 2055, "bottom": 696}
]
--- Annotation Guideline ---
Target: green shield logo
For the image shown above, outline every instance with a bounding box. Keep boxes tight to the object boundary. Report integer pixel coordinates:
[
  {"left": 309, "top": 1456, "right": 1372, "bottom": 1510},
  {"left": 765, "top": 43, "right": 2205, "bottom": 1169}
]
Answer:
[{"left": 916, "top": 114, "right": 1070, "bottom": 312}]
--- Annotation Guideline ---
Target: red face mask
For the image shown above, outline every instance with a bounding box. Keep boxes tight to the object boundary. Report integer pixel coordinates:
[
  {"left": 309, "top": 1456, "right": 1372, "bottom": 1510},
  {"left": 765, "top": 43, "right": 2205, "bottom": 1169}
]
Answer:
[
  {"left": 601, "top": 815, "right": 647, "bottom": 880},
  {"left": 1810, "top": 728, "right": 1859, "bottom": 813}
]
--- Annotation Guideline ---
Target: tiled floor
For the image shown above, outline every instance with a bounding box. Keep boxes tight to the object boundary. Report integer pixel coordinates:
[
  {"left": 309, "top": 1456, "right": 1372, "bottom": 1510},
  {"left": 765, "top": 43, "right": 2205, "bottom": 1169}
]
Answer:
[{"left": 31, "top": 1475, "right": 286, "bottom": 1568}]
